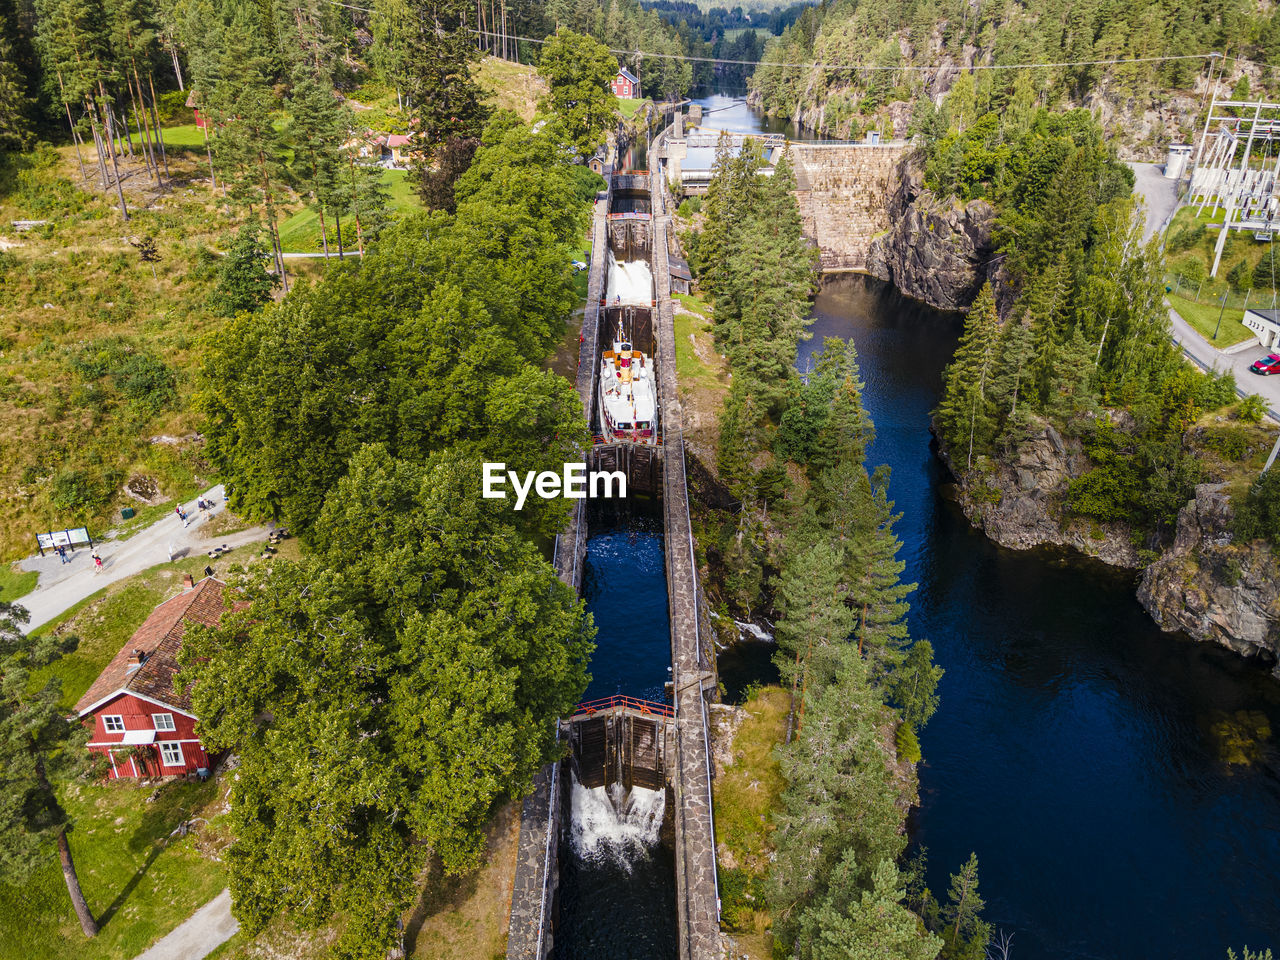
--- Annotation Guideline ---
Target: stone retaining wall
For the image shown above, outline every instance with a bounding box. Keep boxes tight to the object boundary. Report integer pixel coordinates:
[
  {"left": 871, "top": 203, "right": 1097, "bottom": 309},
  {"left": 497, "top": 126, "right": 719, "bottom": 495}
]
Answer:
[{"left": 791, "top": 142, "right": 911, "bottom": 271}]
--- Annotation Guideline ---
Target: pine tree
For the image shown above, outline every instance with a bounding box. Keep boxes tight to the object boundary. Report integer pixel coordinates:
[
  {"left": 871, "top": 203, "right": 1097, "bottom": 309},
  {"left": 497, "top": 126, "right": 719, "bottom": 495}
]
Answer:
[
  {"left": 935, "top": 283, "right": 1001, "bottom": 470},
  {"left": 1044, "top": 325, "right": 1097, "bottom": 423},
  {"left": 887, "top": 639, "right": 943, "bottom": 731},
  {"left": 941, "top": 853, "right": 991, "bottom": 960},
  {"left": 987, "top": 316, "right": 1036, "bottom": 439},
  {"left": 796, "top": 854, "right": 944, "bottom": 960},
  {"left": 403, "top": 0, "right": 489, "bottom": 205},
  {"left": 774, "top": 539, "right": 856, "bottom": 710},
  {"left": 287, "top": 60, "right": 350, "bottom": 257},
  {"left": 0, "top": 603, "right": 99, "bottom": 938},
  {"left": 0, "top": 11, "right": 33, "bottom": 153}
]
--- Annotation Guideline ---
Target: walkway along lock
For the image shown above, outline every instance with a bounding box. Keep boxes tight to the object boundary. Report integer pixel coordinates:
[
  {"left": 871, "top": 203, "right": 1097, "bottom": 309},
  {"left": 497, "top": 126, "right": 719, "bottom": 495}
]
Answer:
[{"left": 504, "top": 130, "right": 722, "bottom": 960}]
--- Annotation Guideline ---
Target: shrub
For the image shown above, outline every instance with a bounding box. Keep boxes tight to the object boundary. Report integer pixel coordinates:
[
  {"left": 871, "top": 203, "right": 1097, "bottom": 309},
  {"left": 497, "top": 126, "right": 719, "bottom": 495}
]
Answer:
[
  {"left": 1227, "top": 258, "right": 1254, "bottom": 293},
  {"left": 49, "top": 468, "right": 115, "bottom": 516},
  {"left": 1197, "top": 369, "right": 1238, "bottom": 411},
  {"left": 1233, "top": 467, "right": 1280, "bottom": 547},
  {"left": 71, "top": 337, "right": 177, "bottom": 414},
  {"left": 1167, "top": 223, "right": 1207, "bottom": 254},
  {"left": 1171, "top": 256, "right": 1205, "bottom": 288},
  {"left": 1236, "top": 394, "right": 1268, "bottom": 424},
  {"left": 895, "top": 724, "right": 922, "bottom": 764},
  {"left": 1198, "top": 426, "right": 1253, "bottom": 461},
  {"left": 717, "top": 866, "right": 766, "bottom": 932}
]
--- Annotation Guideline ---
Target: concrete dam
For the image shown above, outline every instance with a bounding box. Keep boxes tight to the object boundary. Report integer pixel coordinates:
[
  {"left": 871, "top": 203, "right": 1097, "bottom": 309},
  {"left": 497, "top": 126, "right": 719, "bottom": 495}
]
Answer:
[{"left": 505, "top": 153, "right": 720, "bottom": 960}]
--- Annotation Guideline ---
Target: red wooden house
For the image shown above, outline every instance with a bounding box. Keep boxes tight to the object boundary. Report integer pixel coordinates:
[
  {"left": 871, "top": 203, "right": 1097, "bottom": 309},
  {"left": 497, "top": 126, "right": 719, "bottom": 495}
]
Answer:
[
  {"left": 75, "top": 575, "right": 227, "bottom": 780},
  {"left": 611, "top": 67, "right": 640, "bottom": 100}
]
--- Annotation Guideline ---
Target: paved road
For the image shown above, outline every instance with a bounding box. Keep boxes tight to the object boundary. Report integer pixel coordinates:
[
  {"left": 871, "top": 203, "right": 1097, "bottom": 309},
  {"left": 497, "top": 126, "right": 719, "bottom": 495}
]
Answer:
[
  {"left": 1129, "top": 162, "right": 1180, "bottom": 242},
  {"left": 132, "top": 889, "right": 238, "bottom": 960},
  {"left": 17, "top": 483, "right": 269, "bottom": 633},
  {"left": 1168, "top": 306, "right": 1280, "bottom": 417},
  {"left": 1126, "top": 161, "right": 1280, "bottom": 418}
]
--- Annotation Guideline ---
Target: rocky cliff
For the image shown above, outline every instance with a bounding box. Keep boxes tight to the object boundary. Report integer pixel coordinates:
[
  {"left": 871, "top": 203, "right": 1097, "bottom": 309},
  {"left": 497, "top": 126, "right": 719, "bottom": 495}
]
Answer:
[
  {"left": 942, "top": 424, "right": 1280, "bottom": 673},
  {"left": 1138, "top": 485, "right": 1280, "bottom": 673},
  {"left": 940, "top": 419, "right": 1142, "bottom": 568},
  {"left": 865, "top": 155, "right": 998, "bottom": 312}
]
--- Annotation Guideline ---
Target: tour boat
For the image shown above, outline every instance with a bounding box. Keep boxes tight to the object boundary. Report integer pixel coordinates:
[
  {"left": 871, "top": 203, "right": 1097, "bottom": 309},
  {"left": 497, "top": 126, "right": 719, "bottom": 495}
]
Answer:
[{"left": 599, "top": 316, "right": 657, "bottom": 444}]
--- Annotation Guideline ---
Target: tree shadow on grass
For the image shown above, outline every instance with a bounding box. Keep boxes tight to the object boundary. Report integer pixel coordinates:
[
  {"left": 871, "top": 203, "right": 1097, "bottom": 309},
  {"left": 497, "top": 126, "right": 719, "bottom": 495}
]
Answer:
[
  {"left": 402, "top": 803, "right": 518, "bottom": 958},
  {"left": 96, "top": 777, "right": 221, "bottom": 931}
]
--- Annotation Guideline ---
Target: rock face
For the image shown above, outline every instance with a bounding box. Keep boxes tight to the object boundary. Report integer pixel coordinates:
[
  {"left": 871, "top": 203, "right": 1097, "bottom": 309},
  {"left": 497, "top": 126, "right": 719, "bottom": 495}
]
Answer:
[
  {"left": 942, "top": 419, "right": 1143, "bottom": 568},
  {"left": 866, "top": 155, "right": 998, "bottom": 312},
  {"left": 1138, "top": 485, "right": 1280, "bottom": 672}
]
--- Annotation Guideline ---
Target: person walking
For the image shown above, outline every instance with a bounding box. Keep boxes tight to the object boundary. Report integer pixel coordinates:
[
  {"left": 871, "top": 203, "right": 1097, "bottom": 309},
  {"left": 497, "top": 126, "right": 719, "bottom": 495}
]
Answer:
[
  {"left": 56, "top": 544, "right": 67, "bottom": 564},
  {"left": 92, "top": 552, "right": 103, "bottom": 574}
]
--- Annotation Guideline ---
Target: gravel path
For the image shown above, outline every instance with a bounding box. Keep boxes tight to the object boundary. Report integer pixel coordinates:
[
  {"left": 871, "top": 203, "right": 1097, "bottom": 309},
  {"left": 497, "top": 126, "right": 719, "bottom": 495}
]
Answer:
[
  {"left": 17, "top": 483, "right": 269, "bottom": 633},
  {"left": 132, "top": 889, "right": 238, "bottom": 960}
]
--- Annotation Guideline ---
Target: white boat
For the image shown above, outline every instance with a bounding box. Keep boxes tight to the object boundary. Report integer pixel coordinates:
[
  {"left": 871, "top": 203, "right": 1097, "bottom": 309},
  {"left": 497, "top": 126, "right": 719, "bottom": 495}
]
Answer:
[{"left": 598, "top": 315, "right": 657, "bottom": 444}]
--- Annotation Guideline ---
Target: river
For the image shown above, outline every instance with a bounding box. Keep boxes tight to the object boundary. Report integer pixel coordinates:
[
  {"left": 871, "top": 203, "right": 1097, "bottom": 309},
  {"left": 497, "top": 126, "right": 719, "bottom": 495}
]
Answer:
[{"left": 789, "top": 275, "right": 1280, "bottom": 960}]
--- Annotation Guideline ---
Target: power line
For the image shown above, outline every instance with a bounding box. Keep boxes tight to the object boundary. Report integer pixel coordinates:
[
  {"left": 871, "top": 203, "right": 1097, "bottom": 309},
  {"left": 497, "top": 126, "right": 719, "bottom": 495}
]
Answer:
[
  {"left": 470, "top": 28, "right": 1219, "bottom": 73},
  {"left": 314, "top": 2, "right": 1222, "bottom": 75}
]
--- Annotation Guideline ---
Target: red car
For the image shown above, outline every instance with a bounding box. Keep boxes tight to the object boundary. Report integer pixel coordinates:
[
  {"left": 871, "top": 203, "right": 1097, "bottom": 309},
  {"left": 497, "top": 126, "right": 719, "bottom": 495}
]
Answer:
[{"left": 1250, "top": 353, "right": 1280, "bottom": 375}]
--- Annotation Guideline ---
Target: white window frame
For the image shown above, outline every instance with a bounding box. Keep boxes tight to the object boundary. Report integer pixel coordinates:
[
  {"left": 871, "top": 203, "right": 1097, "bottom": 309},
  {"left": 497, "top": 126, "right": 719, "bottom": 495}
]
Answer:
[
  {"left": 159, "top": 741, "right": 184, "bottom": 767},
  {"left": 103, "top": 715, "right": 125, "bottom": 733},
  {"left": 152, "top": 713, "right": 176, "bottom": 732}
]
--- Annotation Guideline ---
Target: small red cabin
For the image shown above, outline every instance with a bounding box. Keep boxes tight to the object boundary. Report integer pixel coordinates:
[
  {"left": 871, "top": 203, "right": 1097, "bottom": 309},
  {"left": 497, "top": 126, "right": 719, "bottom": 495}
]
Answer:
[
  {"left": 75, "top": 576, "right": 226, "bottom": 780},
  {"left": 612, "top": 67, "right": 640, "bottom": 100}
]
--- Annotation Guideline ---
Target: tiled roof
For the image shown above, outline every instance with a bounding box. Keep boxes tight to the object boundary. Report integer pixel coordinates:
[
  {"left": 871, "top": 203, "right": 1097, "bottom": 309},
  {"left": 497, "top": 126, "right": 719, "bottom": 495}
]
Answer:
[
  {"left": 618, "top": 67, "right": 639, "bottom": 84},
  {"left": 75, "top": 578, "right": 227, "bottom": 716},
  {"left": 386, "top": 134, "right": 412, "bottom": 147}
]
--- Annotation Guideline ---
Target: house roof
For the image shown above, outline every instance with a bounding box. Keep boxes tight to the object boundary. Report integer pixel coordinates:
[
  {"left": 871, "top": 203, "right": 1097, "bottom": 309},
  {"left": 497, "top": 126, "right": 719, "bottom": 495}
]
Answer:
[
  {"left": 75, "top": 578, "right": 228, "bottom": 717},
  {"left": 617, "top": 67, "right": 639, "bottom": 84},
  {"left": 668, "top": 254, "right": 692, "bottom": 281},
  {"left": 1246, "top": 308, "right": 1280, "bottom": 325},
  {"left": 385, "top": 134, "right": 412, "bottom": 147}
]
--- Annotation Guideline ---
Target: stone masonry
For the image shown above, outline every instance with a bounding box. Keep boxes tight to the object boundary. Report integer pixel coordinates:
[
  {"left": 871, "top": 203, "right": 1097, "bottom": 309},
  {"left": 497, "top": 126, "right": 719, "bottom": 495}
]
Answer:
[
  {"left": 651, "top": 167, "right": 723, "bottom": 960},
  {"left": 791, "top": 142, "right": 911, "bottom": 271},
  {"left": 505, "top": 170, "right": 610, "bottom": 960}
]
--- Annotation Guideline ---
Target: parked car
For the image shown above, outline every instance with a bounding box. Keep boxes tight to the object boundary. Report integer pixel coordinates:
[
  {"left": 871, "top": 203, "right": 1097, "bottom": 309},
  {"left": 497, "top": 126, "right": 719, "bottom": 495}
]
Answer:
[
  {"left": 1250, "top": 353, "right": 1280, "bottom": 375},
  {"left": 571, "top": 260, "right": 588, "bottom": 273}
]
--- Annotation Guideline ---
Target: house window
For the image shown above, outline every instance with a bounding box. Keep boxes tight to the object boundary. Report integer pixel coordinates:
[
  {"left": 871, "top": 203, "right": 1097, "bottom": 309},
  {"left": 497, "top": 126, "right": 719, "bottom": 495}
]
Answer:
[
  {"left": 103, "top": 715, "right": 125, "bottom": 733},
  {"left": 159, "top": 742, "right": 184, "bottom": 766},
  {"left": 152, "top": 713, "right": 176, "bottom": 732}
]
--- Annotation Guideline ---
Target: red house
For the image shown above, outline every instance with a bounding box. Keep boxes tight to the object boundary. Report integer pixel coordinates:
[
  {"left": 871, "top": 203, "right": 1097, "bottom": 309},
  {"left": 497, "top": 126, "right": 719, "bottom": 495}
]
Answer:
[
  {"left": 612, "top": 67, "right": 640, "bottom": 100},
  {"left": 75, "top": 575, "right": 226, "bottom": 780}
]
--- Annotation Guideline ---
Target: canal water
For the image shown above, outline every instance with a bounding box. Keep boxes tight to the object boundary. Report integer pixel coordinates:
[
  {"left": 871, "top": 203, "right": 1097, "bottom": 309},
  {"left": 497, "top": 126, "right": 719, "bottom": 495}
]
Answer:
[
  {"left": 552, "top": 511, "right": 678, "bottom": 958},
  {"left": 785, "top": 275, "right": 1280, "bottom": 960}
]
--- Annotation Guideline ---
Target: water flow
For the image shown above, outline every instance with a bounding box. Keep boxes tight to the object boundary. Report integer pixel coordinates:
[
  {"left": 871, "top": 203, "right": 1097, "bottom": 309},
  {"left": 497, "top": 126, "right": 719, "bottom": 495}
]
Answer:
[
  {"left": 553, "top": 513, "right": 677, "bottom": 959},
  {"left": 568, "top": 775, "right": 666, "bottom": 868},
  {"left": 606, "top": 251, "right": 654, "bottom": 306}
]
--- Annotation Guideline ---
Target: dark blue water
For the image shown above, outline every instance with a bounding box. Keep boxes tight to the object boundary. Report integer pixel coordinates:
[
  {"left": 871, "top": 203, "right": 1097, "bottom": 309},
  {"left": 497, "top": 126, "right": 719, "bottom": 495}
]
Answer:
[
  {"left": 799, "top": 274, "right": 1280, "bottom": 960},
  {"left": 554, "top": 508, "right": 678, "bottom": 960},
  {"left": 581, "top": 510, "right": 672, "bottom": 702}
]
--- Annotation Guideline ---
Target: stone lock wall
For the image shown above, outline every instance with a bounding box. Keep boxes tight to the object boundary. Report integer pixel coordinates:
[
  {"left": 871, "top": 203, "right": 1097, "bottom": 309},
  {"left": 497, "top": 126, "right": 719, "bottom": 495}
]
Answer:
[{"left": 790, "top": 143, "right": 911, "bottom": 271}]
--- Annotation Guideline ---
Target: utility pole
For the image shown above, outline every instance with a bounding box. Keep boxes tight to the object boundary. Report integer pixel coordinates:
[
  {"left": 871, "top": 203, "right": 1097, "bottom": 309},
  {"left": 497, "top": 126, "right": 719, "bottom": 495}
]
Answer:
[{"left": 1213, "top": 289, "right": 1228, "bottom": 339}]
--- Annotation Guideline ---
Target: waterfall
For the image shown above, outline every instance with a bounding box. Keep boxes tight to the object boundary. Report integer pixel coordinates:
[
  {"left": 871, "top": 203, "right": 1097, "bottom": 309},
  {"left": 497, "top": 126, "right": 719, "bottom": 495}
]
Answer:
[
  {"left": 606, "top": 251, "right": 654, "bottom": 307},
  {"left": 568, "top": 773, "right": 665, "bottom": 871}
]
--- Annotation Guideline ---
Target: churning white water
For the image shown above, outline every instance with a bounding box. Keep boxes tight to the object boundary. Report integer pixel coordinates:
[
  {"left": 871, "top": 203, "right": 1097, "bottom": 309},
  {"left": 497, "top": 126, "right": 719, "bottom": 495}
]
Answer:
[
  {"left": 605, "top": 252, "right": 654, "bottom": 306},
  {"left": 568, "top": 774, "right": 665, "bottom": 870}
]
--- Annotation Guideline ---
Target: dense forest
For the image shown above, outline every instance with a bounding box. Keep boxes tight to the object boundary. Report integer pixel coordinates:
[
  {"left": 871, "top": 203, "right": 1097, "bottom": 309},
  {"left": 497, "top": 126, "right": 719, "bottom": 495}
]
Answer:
[
  {"left": 680, "top": 137, "right": 999, "bottom": 958},
  {"left": 749, "top": 0, "right": 1280, "bottom": 143}
]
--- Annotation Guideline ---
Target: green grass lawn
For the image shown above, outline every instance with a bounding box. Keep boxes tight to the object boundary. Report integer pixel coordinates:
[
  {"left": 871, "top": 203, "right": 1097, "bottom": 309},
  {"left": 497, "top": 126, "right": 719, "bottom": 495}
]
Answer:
[
  {"left": 0, "top": 563, "right": 37, "bottom": 601},
  {"left": 712, "top": 685, "right": 789, "bottom": 953},
  {"left": 278, "top": 169, "right": 422, "bottom": 253},
  {"left": 617, "top": 97, "right": 650, "bottom": 120},
  {"left": 0, "top": 777, "right": 228, "bottom": 960},
  {"left": 673, "top": 294, "right": 724, "bottom": 392},
  {"left": 1168, "top": 293, "right": 1255, "bottom": 348}
]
